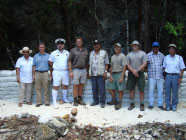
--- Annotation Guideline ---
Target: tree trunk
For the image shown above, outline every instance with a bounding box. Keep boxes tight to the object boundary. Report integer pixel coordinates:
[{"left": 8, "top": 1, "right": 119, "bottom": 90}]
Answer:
[
  {"left": 138, "top": 0, "right": 150, "bottom": 52},
  {"left": 60, "top": 0, "right": 73, "bottom": 50}
]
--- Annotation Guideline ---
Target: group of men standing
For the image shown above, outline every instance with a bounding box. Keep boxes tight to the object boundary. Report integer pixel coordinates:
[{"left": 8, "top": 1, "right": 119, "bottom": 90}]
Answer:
[{"left": 15, "top": 37, "right": 185, "bottom": 112}]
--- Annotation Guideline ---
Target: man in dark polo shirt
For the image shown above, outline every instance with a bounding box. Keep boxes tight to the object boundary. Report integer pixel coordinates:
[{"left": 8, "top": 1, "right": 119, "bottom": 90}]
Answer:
[{"left": 68, "top": 37, "right": 89, "bottom": 106}]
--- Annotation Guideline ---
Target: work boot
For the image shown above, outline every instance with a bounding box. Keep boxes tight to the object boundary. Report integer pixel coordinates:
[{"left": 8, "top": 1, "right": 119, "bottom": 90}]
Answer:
[
  {"left": 128, "top": 103, "right": 135, "bottom": 110},
  {"left": 115, "top": 101, "right": 122, "bottom": 110},
  {"left": 78, "top": 97, "right": 86, "bottom": 106},
  {"left": 73, "top": 98, "right": 78, "bottom": 106},
  {"left": 140, "top": 104, "right": 145, "bottom": 111},
  {"left": 107, "top": 99, "right": 117, "bottom": 105}
]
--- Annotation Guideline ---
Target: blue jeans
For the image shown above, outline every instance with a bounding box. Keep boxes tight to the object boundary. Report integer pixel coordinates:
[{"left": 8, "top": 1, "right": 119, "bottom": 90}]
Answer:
[
  {"left": 148, "top": 78, "right": 164, "bottom": 107},
  {"left": 91, "top": 76, "right": 106, "bottom": 104},
  {"left": 165, "top": 74, "right": 179, "bottom": 109}
]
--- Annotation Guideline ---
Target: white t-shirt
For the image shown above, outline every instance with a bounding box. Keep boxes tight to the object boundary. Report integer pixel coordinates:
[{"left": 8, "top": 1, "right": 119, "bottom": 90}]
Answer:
[
  {"left": 48, "top": 50, "right": 69, "bottom": 71},
  {"left": 15, "top": 56, "right": 33, "bottom": 83}
]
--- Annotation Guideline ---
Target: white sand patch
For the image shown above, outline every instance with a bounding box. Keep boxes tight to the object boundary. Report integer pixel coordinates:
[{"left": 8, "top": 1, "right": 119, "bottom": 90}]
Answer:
[{"left": 0, "top": 100, "right": 186, "bottom": 127}]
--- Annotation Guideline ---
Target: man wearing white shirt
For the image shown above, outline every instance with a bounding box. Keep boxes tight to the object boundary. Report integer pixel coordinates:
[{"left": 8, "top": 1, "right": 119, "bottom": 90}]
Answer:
[
  {"left": 48, "top": 38, "right": 70, "bottom": 109},
  {"left": 15, "top": 47, "right": 33, "bottom": 107},
  {"left": 163, "top": 44, "right": 185, "bottom": 111}
]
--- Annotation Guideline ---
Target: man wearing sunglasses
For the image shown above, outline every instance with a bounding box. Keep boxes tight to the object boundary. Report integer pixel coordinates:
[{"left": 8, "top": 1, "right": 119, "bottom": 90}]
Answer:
[{"left": 147, "top": 42, "right": 164, "bottom": 110}]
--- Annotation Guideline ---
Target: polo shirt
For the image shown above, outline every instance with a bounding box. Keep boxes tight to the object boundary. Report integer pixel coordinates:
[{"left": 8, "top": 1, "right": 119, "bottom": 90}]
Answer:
[
  {"left": 15, "top": 56, "right": 33, "bottom": 83},
  {"left": 33, "top": 52, "right": 49, "bottom": 71}
]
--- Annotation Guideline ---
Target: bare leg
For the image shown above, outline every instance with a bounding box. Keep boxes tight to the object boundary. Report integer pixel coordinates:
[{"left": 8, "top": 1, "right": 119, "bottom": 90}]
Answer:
[
  {"left": 109, "top": 89, "right": 116, "bottom": 99},
  {"left": 78, "top": 84, "right": 84, "bottom": 96}
]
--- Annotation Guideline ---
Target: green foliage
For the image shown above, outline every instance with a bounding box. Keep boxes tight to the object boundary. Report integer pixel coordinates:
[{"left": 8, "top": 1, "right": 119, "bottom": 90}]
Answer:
[
  {"left": 67, "top": 0, "right": 77, "bottom": 6},
  {"left": 164, "top": 22, "right": 185, "bottom": 50}
]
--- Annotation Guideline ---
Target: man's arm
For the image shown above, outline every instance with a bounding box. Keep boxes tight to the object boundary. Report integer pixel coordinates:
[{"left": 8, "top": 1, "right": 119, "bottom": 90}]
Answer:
[
  {"left": 103, "top": 64, "right": 109, "bottom": 80},
  {"left": 68, "top": 61, "right": 74, "bottom": 79},
  {"left": 137, "top": 61, "right": 147, "bottom": 72},
  {"left": 178, "top": 69, "right": 184, "bottom": 85},
  {"left": 119, "top": 65, "right": 127, "bottom": 83},
  {"left": 16, "top": 68, "right": 20, "bottom": 83},
  {"left": 32, "top": 66, "right": 35, "bottom": 81},
  {"left": 48, "top": 61, "right": 53, "bottom": 81}
]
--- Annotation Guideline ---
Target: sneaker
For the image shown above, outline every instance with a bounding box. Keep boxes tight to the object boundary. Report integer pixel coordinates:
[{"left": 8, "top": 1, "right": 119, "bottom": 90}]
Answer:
[
  {"left": 115, "top": 101, "right": 122, "bottom": 110},
  {"left": 73, "top": 98, "right": 78, "bottom": 106},
  {"left": 107, "top": 99, "right": 117, "bottom": 105},
  {"left": 166, "top": 107, "right": 170, "bottom": 111},
  {"left": 90, "top": 102, "right": 99, "bottom": 106},
  {"left": 53, "top": 105, "right": 59, "bottom": 109},
  {"left": 78, "top": 97, "right": 86, "bottom": 106},
  {"left": 128, "top": 103, "right": 135, "bottom": 110},
  {"left": 140, "top": 104, "right": 145, "bottom": 111},
  {"left": 63, "top": 99, "right": 70, "bottom": 103},
  {"left": 148, "top": 106, "right": 153, "bottom": 109},
  {"left": 35, "top": 104, "right": 42, "bottom": 107},
  {"left": 100, "top": 103, "right": 105, "bottom": 108},
  {"left": 45, "top": 104, "right": 50, "bottom": 106},
  {"left": 172, "top": 107, "right": 177, "bottom": 112}
]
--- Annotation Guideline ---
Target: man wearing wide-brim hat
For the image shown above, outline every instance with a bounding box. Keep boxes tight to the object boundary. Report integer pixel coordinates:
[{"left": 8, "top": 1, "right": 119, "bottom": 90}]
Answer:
[
  {"left": 15, "top": 47, "right": 33, "bottom": 107},
  {"left": 126, "top": 40, "right": 148, "bottom": 111},
  {"left": 163, "top": 43, "right": 185, "bottom": 111}
]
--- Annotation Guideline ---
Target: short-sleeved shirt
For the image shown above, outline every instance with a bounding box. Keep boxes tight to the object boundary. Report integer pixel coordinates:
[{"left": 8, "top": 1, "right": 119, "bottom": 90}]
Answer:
[
  {"left": 68, "top": 47, "right": 89, "bottom": 69},
  {"left": 147, "top": 51, "right": 164, "bottom": 79},
  {"left": 48, "top": 50, "right": 69, "bottom": 71},
  {"left": 163, "top": 54, "right": 185, "bottom": 74},
  {"left": 127, "top": 50, "right": 148, "bottom": 71},
  {"left": 111, "top": 53, "right": 127, "bottom": 72},
  {"left": 15, "top": 56, "right": 33, "bottom": 83},
  {"left": 33, "top": 53, "right": 50, "bottom": 71},
  {"left": 90, "top": 50, "right": 109, "bottom": 76}
]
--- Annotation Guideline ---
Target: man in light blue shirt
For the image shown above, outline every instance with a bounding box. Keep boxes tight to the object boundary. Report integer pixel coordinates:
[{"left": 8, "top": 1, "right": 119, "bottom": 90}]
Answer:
[
  {"left": 33, "top": 43, "right": 50, "bottom": 107},
  {"left": 163, "top": 44, "right": 185, "bottom": 111}
]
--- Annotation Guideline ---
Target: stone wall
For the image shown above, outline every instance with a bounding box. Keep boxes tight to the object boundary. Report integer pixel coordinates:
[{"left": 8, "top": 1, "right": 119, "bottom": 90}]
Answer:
[{"left": 0, "top": 70, "right": 185, "bottom": 103}]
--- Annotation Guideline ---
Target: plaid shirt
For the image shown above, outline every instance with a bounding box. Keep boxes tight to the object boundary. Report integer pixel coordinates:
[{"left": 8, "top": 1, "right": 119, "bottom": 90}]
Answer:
[{"left": 147, "top": 51, "right": 164, "bottom": 79}]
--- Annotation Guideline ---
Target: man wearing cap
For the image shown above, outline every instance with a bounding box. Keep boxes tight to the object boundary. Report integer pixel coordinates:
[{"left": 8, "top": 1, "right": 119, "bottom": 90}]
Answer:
[
  {"left": 126, "top": 40, "right": 148, "bottom": 111},
  {"left": 33, "top": 43, "right": 50, "bottom": 107},
  {"left": 49, "top": 38, "right": 70, "bottom": 109},
  {"left": 15, "top": 47, "right": 33, "bottom": 107},
  {"left": 147, "top": 42, "right": 164, "bottom": 110},
  {"left": 89, "top": 40, "right": 109, "bottom": 108},
  {"left": 68, "top": 37, "right": 89, "bottom": 106},
  {"left": 163, "top": 44, "right": 185, "bottom": 111},
  {"left": 107, "top": 43, "right": 127, "bottom": 110}
]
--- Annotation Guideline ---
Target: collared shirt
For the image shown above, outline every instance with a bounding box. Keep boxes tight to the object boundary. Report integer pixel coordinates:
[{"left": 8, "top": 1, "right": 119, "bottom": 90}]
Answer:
[
  {"left": 48, "top": 49, "right": 69, "bottom": 71},
  {"left": 90, "top": 50, "right": 109, "bottom": 76},
  {"left": 111, "top": 53, "right": 127, "bottom": 73},
  {"left": 33, "top": 52, "right": 50, "bottom": 71},
  {"left": 163, "top": 54, "right": 185, "bottom": 74},
  {"left": 147, "top": 51, "right": 164, "bottom": 79},
  {"left": 15, "top": 56, "right": 33, "bottom": 83},
  {"left": 68, "top": 47, "right": 89, "bottom": 69},
  {"left": 127, "top": 50, "right": 148, "bottom": 71}
]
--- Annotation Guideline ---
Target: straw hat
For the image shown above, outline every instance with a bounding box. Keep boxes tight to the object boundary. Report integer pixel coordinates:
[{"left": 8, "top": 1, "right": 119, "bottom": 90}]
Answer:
[
  {"left": 130, "top": 40, "right": 141, "bottom": 47},
  {"left": 19, "top": 47, "right": 32, "bottom": 54}
]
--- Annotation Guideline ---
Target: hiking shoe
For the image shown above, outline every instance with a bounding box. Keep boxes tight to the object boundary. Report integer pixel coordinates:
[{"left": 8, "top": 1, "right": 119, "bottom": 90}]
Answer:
[
  {"left": 35, "top": 104, "right": 42, "bottom": 107},
  {"left": 115, "top": 101, "right": 122, "bottom": 110},
  {"left": 107, "top": 99, "right": 117, "bottom": 105},
  {"left": 78, "top": 97, "right": 86, "bottom": 106},
  {"left": 158, "top": 106, "right": 164, "bottom": 110},
  {"left": 73, "top": 98, "right": 78, "bottom": 106},
  {"left": 128, "top": 103, "right": 135, "bottom": 110},
  {"left": 140, "top": 104, "right": 145, "bottom": 111}
]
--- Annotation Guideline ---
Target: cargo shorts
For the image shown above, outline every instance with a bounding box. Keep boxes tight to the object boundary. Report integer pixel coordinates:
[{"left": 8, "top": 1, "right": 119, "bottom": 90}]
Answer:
[{"left": 72, "top": 68, "right": 87, "bottom": 85}]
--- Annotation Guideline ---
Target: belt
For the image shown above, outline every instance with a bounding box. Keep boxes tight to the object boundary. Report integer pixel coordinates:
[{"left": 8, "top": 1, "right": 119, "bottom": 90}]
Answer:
[
  {"left": 167, "top": 73, "right": 179, "bottom": 75},
  {"left": 113, "top": 71, "right": 122, "bottom": 74},
  {"left": 36, "top": 70, "right": 48, "bottom": 73}
]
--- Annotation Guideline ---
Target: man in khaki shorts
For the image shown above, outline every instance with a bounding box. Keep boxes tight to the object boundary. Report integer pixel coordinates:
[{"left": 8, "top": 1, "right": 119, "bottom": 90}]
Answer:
[
  {"left": 33, "top": 43, "right": 50, "bottom": 107},
  {"left": 126, "top": 40, "right": 148, "bottom": 111},
  {"left": 107, "top": 43, "right": 127, "bottom": 110},
  {"left": 68, "top": 37, "right": 89, "bottom": 106}
]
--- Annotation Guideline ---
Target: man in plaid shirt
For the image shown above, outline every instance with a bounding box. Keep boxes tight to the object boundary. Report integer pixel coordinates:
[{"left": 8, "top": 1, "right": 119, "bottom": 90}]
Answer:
[{"left": 147, "top": 42, "right": 164, "bottom": 110}]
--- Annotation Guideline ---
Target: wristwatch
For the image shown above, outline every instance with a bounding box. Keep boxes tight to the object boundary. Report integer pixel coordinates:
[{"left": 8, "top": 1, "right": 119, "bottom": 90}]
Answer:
[{"left": 104, "top": 70, "right": 107, "bottom": 73}]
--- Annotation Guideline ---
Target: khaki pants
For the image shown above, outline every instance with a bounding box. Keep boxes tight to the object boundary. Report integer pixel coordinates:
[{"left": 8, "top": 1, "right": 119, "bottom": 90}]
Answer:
[
  {"left": 19, "top": 83, "right": 32, "bottom": 103},
  {"left": 35, "top": 72, "right": 49, "bottom": 104}
]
